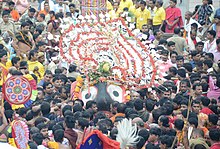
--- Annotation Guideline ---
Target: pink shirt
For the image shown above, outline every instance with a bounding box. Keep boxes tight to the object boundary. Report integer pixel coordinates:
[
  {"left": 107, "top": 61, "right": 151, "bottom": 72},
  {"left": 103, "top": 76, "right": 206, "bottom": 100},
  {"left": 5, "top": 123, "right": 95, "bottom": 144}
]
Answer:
[
  {"left": 207, "top": 76, "right": 220, "bottom": 102},
  {"left": 157, "top": 60, "right": 173, "bottom": 77},
  {"left": 13, "top": 0, "right": 29, "bottom": 14},
  {"left": 211, "top": 49, "right": 220, "bottom": 63}
]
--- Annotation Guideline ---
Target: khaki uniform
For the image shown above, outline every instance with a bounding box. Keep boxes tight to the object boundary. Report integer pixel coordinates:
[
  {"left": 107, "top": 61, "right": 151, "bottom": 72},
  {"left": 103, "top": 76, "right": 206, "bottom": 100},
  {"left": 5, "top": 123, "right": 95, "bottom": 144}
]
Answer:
[
  {"left": 0, "top": 21, "right": 16, "bottom": 34},
  {"left": 167, "top": 34, "right": 188, "bottom": 55}
]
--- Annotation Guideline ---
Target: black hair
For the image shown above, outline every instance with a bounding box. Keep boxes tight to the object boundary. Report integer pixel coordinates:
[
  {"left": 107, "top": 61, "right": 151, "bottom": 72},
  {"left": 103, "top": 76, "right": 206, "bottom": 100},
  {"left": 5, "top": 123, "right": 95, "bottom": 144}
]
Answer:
[
  {"left": 180, "top": 79, "right": 191, "bottom": 87},
  {"left": 54, "top": 129, "right": 64, "bottom": 143},
  {"left": 48, "top": 120, "right": 56, "bottom": 130},
  {"left": 39, "top": 13, "right": 45, "bottom": 20},
  {"left": 153, "top": 29, "right": 160, "bottom": 36},
  {"left": 26, "top": 110, "right": 33, "bottom": 121},
  {"left": 191, "top": 23, "right": 198, "bottom": 30},
  {"left": 85, "top": 101, "right": 97, "bottom": 109},
  {"left": 110, "top": 128, "right": 118, "bottom": 140},
  {"left": 196, "top": 41, "right": 204, "bottom": 46},
  {"left": 2, "top": 10, "right": 10, "bottom": 17},
  {"left": 69, "top": 3, "right": 76, "bottom": 8},
  {"left": 43, "top": 82, "right": 52, "bottom": 90},
  {"left": 209, "top": 128, "right": 220, "bottom": 141},
  {"left": 208, "top": 114, "right": 218, "bottom": 125},
  {"left": 207, "top": 30, "right": 216, "bottom": 38},
  {"left": 35, "top": 117, "right": 47, "bottom": 127},
  {"left": 17, "top": 107, "right": 27, "bottom": 117},
  {"left": 125, "top": 108, "right": 138, "bottom": 118},
  {"left": 4, "top": 110, "right": 14, "bottom": 123},
  {"left": 194, "top": 144, "right": 207, "bottom": 149},
  {"left": 152, "top": 108, "right": 163, "bottom": 123},
  {"left": 74, "top": 99, "right": 84, "bottom": 107},
  {"left": 160, "top": 135, "right": 173, "bottom": 148},
  {"left": 216, "top": 76, "right": 220, "bottom": 88},
  {"left": 140, "top": 0, "right": 146, "bottom": 6},
  {"left": 158, "top": 39, "right": 167, "bottom": 45},
  {"left": 134, "top": 99, "right": 144, "bottom": 111},
  {"left": 183, "top": 63, "right": 193, "bottom": 73},
  {"left": 201, "top": 96, "right": 210, "bottom": 107},
  {"left": 11, "top": 57, "right": 20, "bottom": 66},
  {"left": 189, "top": 117, "right": 198, "bottom": 128},
  {"left": 32, "top": 133, "right": 44, "bottom": 145},
  {"left": 192, "top": 83, "right": 202, "bottom": 90},
  {"left": 62, "top": 105, "right": 72, "bottom": 115},
  {"left": 192, "top": 100, "right": 200, "bottom": 106},
  {"left": 21, "top": 21, "right": 30, "bottom": 28},
  {"left": 35, "top": 27, "right": 43, "bottom": 34},
  {"left": 174, "top": 28, "right": 180, "bottom": 34},
  {"left": 159, "top": 116, "right": 170, "bottom": 127},
  {"left": 52, "top": 124, "right": 62, "bottom": 134},
  {"left": 73, "top": 104, "right": 83, "bottom": 113},
  {"left": 176, "top": 55, "right": 184, "bottom": 61},
  {"left": 64, "top": 116, "right": 75, "bottom": 128},
  {"left": 170, "top": 51, "right": 178, "bottom": 57},
  {"left": 69, "top": 64, "right": 77, "bottom": 73},
  {"left": 29, "top": 7, "right": 36, "bottom": 13},
  {"left": 28, "top": 142, "right": 38, "bottom": 149},
  {"left": 33, "top": 33, "right": 40, "bottom": 41},
  {"left": 167, "top": 41, "right": 175, "bottom": 47},
  {"left": 30, "top": 127, "right": 40, "bottom": 136},
  {"left": 211, "top": 98, "right": 217, "bottom": 105},
  {"left": 8, "top": 1, "right": 15, "bottom": 6},
  {"left": 174, "top": 119, "right": 184, "bottom": 131},
  {"left": 145, "top": 99, "right": 155, "bottom": 112},
  {"left": 180, "top": 99, "right": 188, "bottom": 106},
  {"left": 49, "top": 10, "right": 55, "bottom": 15},
  {"left": 28, "top": 50, "right": 37, "bottom": 60},
  {"left": 170, "top": 0, "right": 177, "bottom": 4},
  {"left": 117, "top": 103, "right": 127, "bottom": 113},
  {"left": 54, "top": 69, "right": 62, "bottom": 74},
  {"left": 182, "top": 110, "right": 198, "bottom": 120},
  {"left": 205, "top": 53, "right": 214, "bottom": 61},
  {"left": 191, "top": 50, "right": 199, "bottom": 57},
  {"left": 36, "top": 122, "right": 48, "bottom": 131},
  {"left": 0, "top": 49, "right": 7, "bottom": 58},
  {"left": 138, "top": 129, "right": 149, "bottom": 142},
  {"left": 164, "top": 103, "right": 174, "bottom": 115},
  {"left": 55, "top": 12, "right": 63, "bottom": 19},
  {"left": 149, "top": 127, "right": 161, "bottom": 136},
  {"left": 161, "top": 49, "right": 169, "bottom": 56},
  {"left": 63, "top": 110, "right": 74, "bottom": 118},
  {"left": 40, "top": 101, "right": 51, "bottom": 116},
  {"left": 78, "top": 118, "right": 89, "bottom": 130},
  {"left": 216, "top": 38, "right": 220, "bottom": 45},
  {"left": 177, "top": 68, "right": 186, "bottom": 78}
]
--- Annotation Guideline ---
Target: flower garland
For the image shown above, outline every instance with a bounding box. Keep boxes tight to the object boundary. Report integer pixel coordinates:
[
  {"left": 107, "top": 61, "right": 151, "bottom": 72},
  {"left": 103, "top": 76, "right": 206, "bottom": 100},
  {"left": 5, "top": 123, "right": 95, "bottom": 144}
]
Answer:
[{"left": 59, "top": 17, "right": 157, "bottom": 90}]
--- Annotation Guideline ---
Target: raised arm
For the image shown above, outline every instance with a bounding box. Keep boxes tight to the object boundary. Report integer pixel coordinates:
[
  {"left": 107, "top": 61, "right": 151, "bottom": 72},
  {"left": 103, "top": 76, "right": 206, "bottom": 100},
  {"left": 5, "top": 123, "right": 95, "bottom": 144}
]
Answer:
[{"left": 0, "top": 107, "right": 8, "bottom": 133}]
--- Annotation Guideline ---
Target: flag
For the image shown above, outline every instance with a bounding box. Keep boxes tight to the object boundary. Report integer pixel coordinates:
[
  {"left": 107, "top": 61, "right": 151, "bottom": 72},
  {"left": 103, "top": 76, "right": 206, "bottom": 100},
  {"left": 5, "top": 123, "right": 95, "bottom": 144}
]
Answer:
[{"left": 77, "top": 130, "right": 120, "bottom": 149}]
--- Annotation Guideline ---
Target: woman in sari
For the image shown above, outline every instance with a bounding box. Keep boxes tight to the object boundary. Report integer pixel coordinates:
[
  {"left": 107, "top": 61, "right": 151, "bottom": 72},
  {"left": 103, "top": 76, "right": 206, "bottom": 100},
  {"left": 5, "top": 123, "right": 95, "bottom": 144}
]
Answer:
[{"left": 165, "top": 0, "right": 183, "bottom": 33}]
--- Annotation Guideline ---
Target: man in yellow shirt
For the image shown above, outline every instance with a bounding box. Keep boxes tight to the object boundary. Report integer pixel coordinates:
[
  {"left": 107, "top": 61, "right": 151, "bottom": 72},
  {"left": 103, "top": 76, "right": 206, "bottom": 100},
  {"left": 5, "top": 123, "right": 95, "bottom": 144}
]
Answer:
[
  {"left": 119, "top": 0, "right": 133, "bottom": 11},
  {"left": 27, "top": 50, "right": 45, "bottom": 82},
  {"left": 107, "top": 0, "right": 113, "bottom": 11},
  {"left": 129, "top": 0, "right": 140, "bottom": 17},
  {"left": 136, "top": 1, "right": 151, "bottom": 30},
  {"left": 0, "top": 49, "right": 10, "bottom": 88},
  {"left": 109, "top": 2, "right": 122, "bottom": 19},
  {"left": 153, "top": 0, "right": 165, "bottom": 31}
]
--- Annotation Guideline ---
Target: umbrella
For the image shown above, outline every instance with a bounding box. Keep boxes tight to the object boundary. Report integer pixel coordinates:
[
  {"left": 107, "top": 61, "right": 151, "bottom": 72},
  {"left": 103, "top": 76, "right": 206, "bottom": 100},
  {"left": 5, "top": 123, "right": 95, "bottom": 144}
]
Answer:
[{"left": 0, "top": 142, "right": 18, "bottom": 149}]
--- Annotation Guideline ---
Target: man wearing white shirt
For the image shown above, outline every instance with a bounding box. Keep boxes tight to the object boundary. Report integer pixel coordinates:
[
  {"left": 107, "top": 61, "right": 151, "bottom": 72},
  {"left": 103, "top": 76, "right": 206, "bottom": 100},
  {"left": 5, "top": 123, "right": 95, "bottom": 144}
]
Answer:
[
  {"left": 203, "top": 30, "right": 217, "bottom": 53},
  {"left": 54, "top": 0, "right": 70, "bottom": 13},
  {"left": 41, "top": 0, "right": 55, "bottom": 11},
  {"left": 184, "top": 11, "right": 202, "bottom": 36},
  {"left": 211, "top": 38, "right": 220, "bottom": 63}
]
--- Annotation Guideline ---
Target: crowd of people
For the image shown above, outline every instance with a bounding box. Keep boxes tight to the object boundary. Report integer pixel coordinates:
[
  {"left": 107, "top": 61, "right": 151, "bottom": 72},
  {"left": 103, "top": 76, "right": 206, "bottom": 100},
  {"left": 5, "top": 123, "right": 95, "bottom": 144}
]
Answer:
[{"left": 0, "top": 0, "right": 220, "bottom": 149}]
